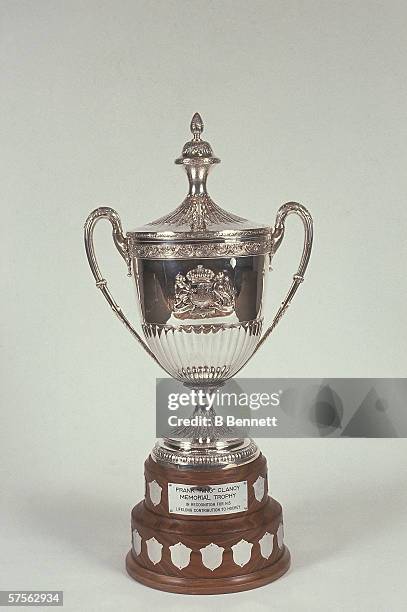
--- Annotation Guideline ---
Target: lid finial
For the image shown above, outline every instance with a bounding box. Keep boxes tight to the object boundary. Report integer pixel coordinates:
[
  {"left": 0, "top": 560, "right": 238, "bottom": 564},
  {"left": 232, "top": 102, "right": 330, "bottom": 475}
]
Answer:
[
  {"left": 175, "top": 113, "right": 220, "bottom": 164},
  {"left": 190, "top": 112, "right": 204, "bottom": 141}
]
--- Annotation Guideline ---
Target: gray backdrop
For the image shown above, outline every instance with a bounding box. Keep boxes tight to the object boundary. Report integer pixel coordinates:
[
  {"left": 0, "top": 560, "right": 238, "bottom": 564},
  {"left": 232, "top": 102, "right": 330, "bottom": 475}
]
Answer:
[{"left": 1, "top": 1, "right": 406, "bottom": 611}]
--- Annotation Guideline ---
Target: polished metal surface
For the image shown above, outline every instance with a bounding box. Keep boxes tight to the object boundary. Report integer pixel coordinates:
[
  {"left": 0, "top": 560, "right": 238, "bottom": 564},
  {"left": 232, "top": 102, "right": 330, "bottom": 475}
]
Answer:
[
  {"left": 151, "top": 438, "right": 260, "bottom": 469},
  {"left": 134, "top": 253, "right": 266, "bottom": 383},
  {"left": 84, "top": 113, "right": 314, "bottom": 466}
]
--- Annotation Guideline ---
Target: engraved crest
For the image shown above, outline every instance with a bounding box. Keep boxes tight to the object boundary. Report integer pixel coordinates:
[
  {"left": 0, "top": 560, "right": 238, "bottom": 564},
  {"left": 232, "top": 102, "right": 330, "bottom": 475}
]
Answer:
[{"left": 173, "top": 265, "right": 235, "bottom": 319}]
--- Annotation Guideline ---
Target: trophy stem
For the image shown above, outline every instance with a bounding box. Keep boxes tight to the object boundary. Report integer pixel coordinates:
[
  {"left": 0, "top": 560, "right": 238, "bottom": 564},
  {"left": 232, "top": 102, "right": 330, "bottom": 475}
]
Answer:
[{"left": 153, "top": 382, "right": 259, "bottom": 468}]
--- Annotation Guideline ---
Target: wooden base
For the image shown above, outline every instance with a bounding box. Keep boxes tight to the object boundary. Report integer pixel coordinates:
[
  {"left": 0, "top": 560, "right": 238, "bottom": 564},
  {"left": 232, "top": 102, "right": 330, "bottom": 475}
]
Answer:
[
  {"left": 126, "top": 546, "right": 290, "bottom": 595},
  {"left": 126, "top": 453, "right": 290, "bottom": 594}
]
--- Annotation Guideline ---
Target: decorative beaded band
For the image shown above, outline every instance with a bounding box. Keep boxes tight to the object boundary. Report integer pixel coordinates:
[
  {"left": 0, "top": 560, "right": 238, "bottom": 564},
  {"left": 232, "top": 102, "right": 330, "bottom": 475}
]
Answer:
[{"left": 127, "top": 237, "right": 273, "bottom": 259}]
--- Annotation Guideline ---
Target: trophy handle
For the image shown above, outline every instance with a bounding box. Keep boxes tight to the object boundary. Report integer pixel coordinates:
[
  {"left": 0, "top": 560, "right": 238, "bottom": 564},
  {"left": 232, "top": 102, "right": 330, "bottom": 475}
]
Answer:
[
  {"left": 84, "top": 207, "right": 159, "bottom": 365},
  {"left": 255, "top": 201, "right": 313, "bottom": 353}
]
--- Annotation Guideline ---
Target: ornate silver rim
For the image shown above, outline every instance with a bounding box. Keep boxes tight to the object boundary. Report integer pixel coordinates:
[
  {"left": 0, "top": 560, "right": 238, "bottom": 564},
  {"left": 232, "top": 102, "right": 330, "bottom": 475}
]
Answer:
[
  {"left": 151, "top": 439, "right": 260, "bottom": 469},
  {"left": 128, "top": 237, "right": 272, "bottom": 259}
]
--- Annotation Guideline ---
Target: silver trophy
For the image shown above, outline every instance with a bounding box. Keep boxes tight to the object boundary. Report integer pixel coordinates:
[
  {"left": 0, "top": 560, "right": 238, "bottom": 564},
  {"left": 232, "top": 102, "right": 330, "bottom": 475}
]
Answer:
[{"left": 84, "top": 113, "right": 313, "bottom": 593}]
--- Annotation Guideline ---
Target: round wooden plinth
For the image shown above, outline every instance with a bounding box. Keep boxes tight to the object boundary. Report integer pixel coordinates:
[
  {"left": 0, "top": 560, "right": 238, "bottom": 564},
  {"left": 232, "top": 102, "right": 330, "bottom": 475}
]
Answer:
[
  {"left": 126, "top": 453, "right": 290, "bottom": 594},
  {"left": 126, "top": 546, "right": 290, "bottom": 595}
]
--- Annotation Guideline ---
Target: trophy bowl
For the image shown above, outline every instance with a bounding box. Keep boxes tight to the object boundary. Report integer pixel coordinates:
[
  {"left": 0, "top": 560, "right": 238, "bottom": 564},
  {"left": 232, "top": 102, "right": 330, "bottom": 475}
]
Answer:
[
  {"left": 84, "top": 113, "right": 313, "bottom": 594},
  {"left": 135, "top": 256, "right": 265, "bottom": 384},
  {"left": 85, "top": 113, "right": 312, "bottom": 386}
]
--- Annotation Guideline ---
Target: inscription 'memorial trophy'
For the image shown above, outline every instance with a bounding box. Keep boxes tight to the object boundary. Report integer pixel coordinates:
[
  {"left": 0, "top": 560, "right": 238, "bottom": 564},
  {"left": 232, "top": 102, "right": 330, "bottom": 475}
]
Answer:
[{"left": 84, "top": 113, "right": 313, "bottom": 594}]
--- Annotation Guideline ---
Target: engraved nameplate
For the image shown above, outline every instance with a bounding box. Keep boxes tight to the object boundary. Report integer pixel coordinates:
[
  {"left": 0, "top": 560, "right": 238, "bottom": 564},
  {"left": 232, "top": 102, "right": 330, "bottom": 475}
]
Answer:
[{"left": 168, "top": 481, "right": 248, "bottom": 516}]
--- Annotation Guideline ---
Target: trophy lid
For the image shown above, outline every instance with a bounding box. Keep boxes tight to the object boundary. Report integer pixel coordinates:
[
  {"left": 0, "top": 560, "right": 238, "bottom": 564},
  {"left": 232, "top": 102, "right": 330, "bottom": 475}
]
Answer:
[{"left": 128, "top": 113, "right": 272, "bottom": 259}]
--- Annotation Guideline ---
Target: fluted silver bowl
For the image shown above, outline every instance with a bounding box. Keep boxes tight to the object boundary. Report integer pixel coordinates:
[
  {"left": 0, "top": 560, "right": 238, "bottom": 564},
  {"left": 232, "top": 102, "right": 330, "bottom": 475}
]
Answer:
[{"left": 134, "top": 255, "right": 266, "bottom": 383}]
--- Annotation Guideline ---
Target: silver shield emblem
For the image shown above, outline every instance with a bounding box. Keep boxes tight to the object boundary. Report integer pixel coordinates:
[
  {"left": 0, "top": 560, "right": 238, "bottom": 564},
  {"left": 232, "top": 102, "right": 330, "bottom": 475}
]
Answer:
[
  {"left": 253, "top": 475, "right": 265, "bottom": 502},
  {"left": 231, "top": 539, "right": 253, "bottom": 567},
  {"left": 146, "top": 537, "right": 163, "bottom": 565},
  {"left": 259, "top": 531, "right": 273, "bottom": 559},
  {"left": 200, "top": 542, "right": 225, "bottom": 571},
  {"left": 276, "top": 522, "right": 284, "bottom": 549},
  {"left": 132, "top": 529, "right": 142, "bottom": 556},
  {"left": 148, "top": 480, "right": 162, "bottom": 506},
  {"left": 169, "top": 542, "right": 192, "bottom": 570}
]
